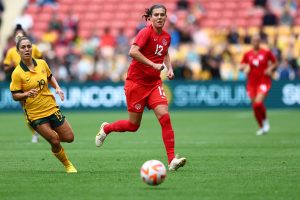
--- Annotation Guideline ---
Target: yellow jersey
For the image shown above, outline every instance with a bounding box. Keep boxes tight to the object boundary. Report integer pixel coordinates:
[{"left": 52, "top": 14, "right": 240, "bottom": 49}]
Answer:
[
  {"left": 3, "top": 45, "right": 42, "bottom": 67},
  {"left": 10, "top": 59, "right": 60, "bottom": 122}
]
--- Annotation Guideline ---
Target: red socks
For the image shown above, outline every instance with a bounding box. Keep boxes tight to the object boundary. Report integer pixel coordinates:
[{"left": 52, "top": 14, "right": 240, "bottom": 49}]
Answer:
[
  {"left": 103, "top": 120, "right": 139, "bottom": 134},
  {"left": 252, "top": 102, "right": 266, "bottom": 128},
  {"left": 159, "top": 114, "right": 175, "bottom": 164}
]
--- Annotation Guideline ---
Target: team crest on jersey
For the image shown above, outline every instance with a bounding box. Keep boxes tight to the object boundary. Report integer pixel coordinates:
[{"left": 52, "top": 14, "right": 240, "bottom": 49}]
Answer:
[
  {"left": 42, "top": 69, "right": 46, "bottom": 73},
  {"left": 162, "top": 38, "right": 167, "bottom": 46},
  {"left": 258, "top": 55, "right": 264, "bottom": 60},
  {"left": 135, "top": 104, "right": 142, "bottom": 110}
]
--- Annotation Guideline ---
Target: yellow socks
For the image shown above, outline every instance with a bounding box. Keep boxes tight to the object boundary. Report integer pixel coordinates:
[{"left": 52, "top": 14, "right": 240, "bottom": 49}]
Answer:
[{"left": 53, "top": 148, "right": 77, "bottom": 173}]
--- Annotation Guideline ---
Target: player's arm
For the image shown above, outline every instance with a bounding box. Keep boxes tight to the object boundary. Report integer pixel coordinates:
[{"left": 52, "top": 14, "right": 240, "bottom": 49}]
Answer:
[
  {"left": 265, "top": 61, "right": 277, "bottom": 77},
  {"left": 240, "top": 53, "right": 250, "bottom": 76},
  {"left": 48, "top": 75, "right": 64, "bottom": 101},
  {"left": 10, "top": 71, "right": 38, "bottom": 101},
  {"left": 2, "top": 51, "right": 15, "bottom": 72},
  {"left": 163, "top": 52, "right": 174, "bottom": 80},
  {"left": 129, "top": 45, "right": 164, "bottom": 71}
]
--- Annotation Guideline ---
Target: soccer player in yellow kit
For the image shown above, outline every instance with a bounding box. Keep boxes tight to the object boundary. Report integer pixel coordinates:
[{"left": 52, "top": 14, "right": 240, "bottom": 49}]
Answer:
[
  {"left": 3, "top": 24, "right": 43, "bottom": 143},
  {"left": 10, "top": 36, "right": 77, "bottom": 173}
]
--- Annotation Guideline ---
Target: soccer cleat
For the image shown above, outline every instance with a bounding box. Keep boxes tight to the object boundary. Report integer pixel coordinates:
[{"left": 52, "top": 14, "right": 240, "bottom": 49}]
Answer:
[
  {"left": 168, "top": 154, "right": 187, "bottom": 171},
  {"left": 256, "top": 128, "right": 266, "bottom": 136},
  {"left": 95, "top": 122, "right": 109, "bottom": 147},
  {"left": 65, "top": 163, "right": 77, "bottom": 173},
  {"left": 262, "top": 119, "right": 270, "bottom": 133},
  {"left": 31, "top": 132, "right": 39, "bottom": 143}
]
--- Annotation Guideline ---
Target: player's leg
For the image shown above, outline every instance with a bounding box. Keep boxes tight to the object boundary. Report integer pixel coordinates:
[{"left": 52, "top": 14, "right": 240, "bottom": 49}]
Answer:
[
  {"left": 95, "top": 80, "right": 144, "bottom": 147},
  {"left": 148, "top": 84, "right": 186, "bottom": 170},
  {"left": 95, "top": 112, "right": 142, "bottom": 147},
  {"left": 34, "top": 119, "right": 77, "bottom": 173},
  {"left": 253, "top": 92, "right": 269, "bottom": 135},
  {"left": 153, "top": 104, "right": 186, "bottom": 171}
]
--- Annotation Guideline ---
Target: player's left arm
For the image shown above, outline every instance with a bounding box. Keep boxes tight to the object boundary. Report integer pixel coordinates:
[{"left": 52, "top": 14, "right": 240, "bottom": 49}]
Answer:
[
  {"left": 265, "top": 51, "right": 278, "bottom": 77},
  {"left": 163, "top": 52, "right": 174, "bottom": 80},
  {"left": 44, "top": 60, "right": 64, "bottom": 101},
  {"left": 49, "top": 75, "right": 64, "bottom": 101}
]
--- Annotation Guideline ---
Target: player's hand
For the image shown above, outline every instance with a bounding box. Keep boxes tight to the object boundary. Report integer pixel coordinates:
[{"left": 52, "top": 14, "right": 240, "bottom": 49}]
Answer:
[
  {"left": 167, "top": 69, "right": 174, "bottom": 80},
  {"left": 56, "top": 87, "right": 64, "bottom": 101},
  {"left": 152, "top": 63, "right": 164, "bottom": 71},
  {"left": 243, "top": 66, "right": 250, "bottom": 76},
  {"left": 26, "top": 88, "right": 38, "bottom": 98},
  {"left": 264, "top": 68, "right": 273, "bottom": 77}
]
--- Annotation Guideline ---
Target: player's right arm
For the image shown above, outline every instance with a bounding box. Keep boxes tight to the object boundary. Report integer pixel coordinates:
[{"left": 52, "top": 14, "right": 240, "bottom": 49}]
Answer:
[
  {"left": 240, "top": 53, "right": 250, "bottom": 77},
  {"left": 10, "top": 70, "right": 38, "bottom": 101},
  {"left": 2, "top": 49, "right": 15, "bottom": 73},
  {"left": 129, "top": 45, "right": 164, "bottom": 71}
]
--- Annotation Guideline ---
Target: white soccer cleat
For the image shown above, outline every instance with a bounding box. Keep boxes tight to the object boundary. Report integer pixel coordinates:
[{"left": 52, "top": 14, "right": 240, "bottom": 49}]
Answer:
[
  {"left": 31, "top": 132, "right": 39, "bottom": 143},
  {"left": 262, "top": 119, "right": 270, "bottom": 133},
  {"left": 168, "top": 154, "right": 187, "bottom": 171},
  {"left": 256, "top": 128, "right": 266, "bottom": 136},
  {"left": 95, "top": 122, "right": 109, "bottom": 147}
]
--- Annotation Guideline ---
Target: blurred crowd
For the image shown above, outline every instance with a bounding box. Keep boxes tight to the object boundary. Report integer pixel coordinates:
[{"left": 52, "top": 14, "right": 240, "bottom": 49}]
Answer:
[{"left": 1, "top": 0, "right": 300, "bottom": 82}]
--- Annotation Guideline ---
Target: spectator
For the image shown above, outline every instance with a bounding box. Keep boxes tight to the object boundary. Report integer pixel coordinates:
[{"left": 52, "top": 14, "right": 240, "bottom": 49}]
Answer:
[
  {"left": 279, "top": 7, "right": 294, "bottom": 26},
  {"left": 262, "top": 7, "right": 278, "bottom": 26},
  {"left": 192, "top": 24, "right": 211, "bottom": 48},
  {"left": 176, "top": 0, "right": 190, "bottom": 10},
  {"left": 277, "top": 59, "right": 295, "bottom": 80},
  {"left": 243, "top": 28, "right": 252, "bottom": 44},
  {"left": 253, "top": 0, "right": 267, "bottom": 8},
  {"left": 201, "top": 47, "right": 221, "bottom": 79},
  {"left": 116, "top": 28, "right": 129, "bottom": 54},
  {"left": 100, "top": 27, "right": 116, "bottom": 58},
  {"left": 168, "top": 22, "right": 181, "bottom": 48},
  {"left": 226, "top": 26, "right": 240, "bottom": 44}
]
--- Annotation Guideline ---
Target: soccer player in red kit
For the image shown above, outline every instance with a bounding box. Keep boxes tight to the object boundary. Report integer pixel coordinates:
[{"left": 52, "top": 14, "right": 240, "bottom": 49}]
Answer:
[
  {"left": 241, "top": 35, "right": 277, "bottom": 135},
  {"left": 95, "top": 4, "right": 186, "bottom": 170}
]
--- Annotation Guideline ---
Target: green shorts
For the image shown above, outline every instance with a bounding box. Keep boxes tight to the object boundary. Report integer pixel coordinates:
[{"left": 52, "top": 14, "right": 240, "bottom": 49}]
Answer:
[{"left": 30, "top": 110, "right": 65, "bottom": 129}]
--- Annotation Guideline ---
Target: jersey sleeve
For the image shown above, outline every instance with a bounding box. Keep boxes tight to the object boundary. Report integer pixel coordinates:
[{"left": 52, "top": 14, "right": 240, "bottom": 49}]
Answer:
[
  {"left": 43, "top": 60, "right": 52, "bottom": 79},
  {"left": 3, "top": 49, "right": 13, "bottom": 65},
  {"left": 267, "top": 50, "right": 276, "bottom": 63},
  {"left": 241, "top": 52, "right": 248, "bottom": 64},
  {"left": 10, "top": 69, "right": 23, "bottom": 92},
  {"left": 133, "top": 27, "right": 150, "bottom": 49}
]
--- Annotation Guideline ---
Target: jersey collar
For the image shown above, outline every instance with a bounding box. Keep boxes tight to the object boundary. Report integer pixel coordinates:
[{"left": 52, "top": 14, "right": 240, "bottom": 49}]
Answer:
[{"left": 20, "top": 59, "right": 37, "bottom": 72}]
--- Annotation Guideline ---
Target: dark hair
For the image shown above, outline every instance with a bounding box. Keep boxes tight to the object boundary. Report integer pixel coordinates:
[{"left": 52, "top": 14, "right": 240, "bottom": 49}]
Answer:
[
  {"left": 142, "top": 4, "right": 167, "bottom": 21},
  {"left": 14, "top": 24, "right": 26, "bottom": 36},
  {"left": 16, "top": 36, "right": 31, "bottom": 50}
]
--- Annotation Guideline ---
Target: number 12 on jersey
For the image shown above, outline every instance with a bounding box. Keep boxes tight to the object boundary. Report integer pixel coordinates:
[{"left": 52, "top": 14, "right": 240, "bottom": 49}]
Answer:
[{"left": 155, "top": 44, "right": 163, "bottom": 56}]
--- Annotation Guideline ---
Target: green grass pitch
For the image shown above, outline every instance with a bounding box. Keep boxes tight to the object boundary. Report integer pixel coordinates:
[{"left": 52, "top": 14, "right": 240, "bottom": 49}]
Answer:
[{"left": 0, "top": 110, "right": 299, "bottom": 200}]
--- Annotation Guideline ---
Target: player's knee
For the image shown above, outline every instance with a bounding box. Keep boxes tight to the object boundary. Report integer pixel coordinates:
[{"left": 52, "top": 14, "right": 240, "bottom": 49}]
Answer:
[
  {"left": 129, "top": 123, "right": 140, "bottom": 132},
  {"left": 50, "top": 136, "right": 61, "bottom": 146},
  {"left": 65, "top": 133, "right": 74, "bottom": 143}
]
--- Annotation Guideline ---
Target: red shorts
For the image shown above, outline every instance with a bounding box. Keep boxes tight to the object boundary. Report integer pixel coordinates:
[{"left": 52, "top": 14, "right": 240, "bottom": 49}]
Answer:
[
  {"left": 124, "top": 80, "right": 168, "bottom": 113},
  {"left": 246, "top": 81, "right": 271, "bottom": 99}
]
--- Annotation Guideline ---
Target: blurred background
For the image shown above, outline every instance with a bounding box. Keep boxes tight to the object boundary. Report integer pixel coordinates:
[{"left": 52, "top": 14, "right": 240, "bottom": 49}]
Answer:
[{"left": 0, "top": 0, "right": 300, "bottom": 111}]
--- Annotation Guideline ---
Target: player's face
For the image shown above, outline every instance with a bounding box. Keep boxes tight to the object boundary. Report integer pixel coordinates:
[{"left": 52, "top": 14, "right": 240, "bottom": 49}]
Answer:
[
  {"left": 150, "top": 8, "right": 167, "bottom": 29},
  {"left": 252, "top": 36, "right": 260, "bottom": 50},
  {"left": 18, "top": 39, "right": 32, "bottom": 60}
]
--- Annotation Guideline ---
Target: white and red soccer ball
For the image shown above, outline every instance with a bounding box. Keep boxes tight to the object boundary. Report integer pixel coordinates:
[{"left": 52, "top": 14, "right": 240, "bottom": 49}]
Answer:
[{"left": 140, "top": 160, "right": 166, "bottom": 186}]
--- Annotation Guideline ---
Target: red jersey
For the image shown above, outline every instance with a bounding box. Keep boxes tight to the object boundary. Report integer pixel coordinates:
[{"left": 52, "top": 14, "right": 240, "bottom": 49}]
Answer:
[
  {"left": 241, "top": 48, "right": 276, "bottom": 85},
  {"left": 127, "top": 25, "right": 171, "bottom": 86}
]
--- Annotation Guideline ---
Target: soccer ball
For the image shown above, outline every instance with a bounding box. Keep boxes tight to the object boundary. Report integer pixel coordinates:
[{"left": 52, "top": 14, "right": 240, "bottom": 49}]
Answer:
[{"left": 140, "top": 160, "right": 167, "bottom": 186}]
